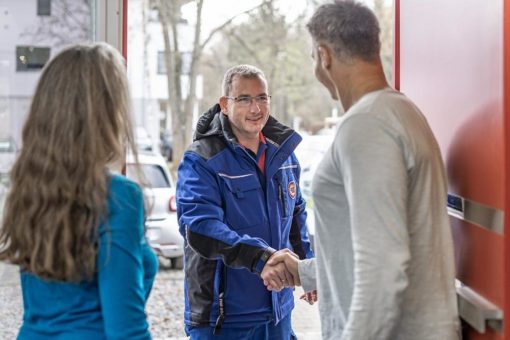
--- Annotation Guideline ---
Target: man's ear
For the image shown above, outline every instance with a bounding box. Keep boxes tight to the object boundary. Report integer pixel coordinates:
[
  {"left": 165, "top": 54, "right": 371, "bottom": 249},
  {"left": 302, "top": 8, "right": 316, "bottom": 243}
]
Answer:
[
  {"left": 318, "top": 45, "right": 332, "bottom": 69},
  {"left": 219, "top": 96, "right": 228, "bottom": 114}
]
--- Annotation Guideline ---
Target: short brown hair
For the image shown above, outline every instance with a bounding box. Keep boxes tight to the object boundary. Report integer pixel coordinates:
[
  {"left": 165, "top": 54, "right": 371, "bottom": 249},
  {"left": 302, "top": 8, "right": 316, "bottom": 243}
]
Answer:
[
  {"left": 307, "top": 0, "right": 381, "bottom": 62},
  {"left": 221, "top": 64, "right": 267, "bottom": 96}
]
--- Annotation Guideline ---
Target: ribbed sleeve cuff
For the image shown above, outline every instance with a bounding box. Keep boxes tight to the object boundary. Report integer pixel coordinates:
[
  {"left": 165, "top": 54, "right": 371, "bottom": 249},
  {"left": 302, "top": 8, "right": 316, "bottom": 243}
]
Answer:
[
  {"left": 253, "top": 247, "right": 277, "bottom": 274},
  {"left": 298, "top": 258, "right": 317, "bottom": 292}
]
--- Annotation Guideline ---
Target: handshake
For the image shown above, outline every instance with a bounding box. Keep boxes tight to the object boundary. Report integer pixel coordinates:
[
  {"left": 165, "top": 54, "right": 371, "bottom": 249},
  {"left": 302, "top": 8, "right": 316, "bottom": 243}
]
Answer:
[{"left": 260, "top": 248, "right": 317, "bottom": 305}]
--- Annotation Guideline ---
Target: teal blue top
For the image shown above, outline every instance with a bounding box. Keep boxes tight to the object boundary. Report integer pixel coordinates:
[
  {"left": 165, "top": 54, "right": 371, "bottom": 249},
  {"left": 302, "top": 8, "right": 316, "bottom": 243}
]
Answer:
[{"left": 18, "top": 174, "right": 158, "bottom": 339}]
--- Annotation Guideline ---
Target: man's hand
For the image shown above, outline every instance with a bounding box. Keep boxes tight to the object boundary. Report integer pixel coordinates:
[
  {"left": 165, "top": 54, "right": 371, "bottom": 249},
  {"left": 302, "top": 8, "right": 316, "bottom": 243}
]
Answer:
[
  {"left": 300, "top": 289, "right": 318, "bottom": 305},
  {"left": 261, "top": 261, "right": 294, "bottom": 291},
  {"left": 261, "top": 248, "right": 301, "bottom": 291}
]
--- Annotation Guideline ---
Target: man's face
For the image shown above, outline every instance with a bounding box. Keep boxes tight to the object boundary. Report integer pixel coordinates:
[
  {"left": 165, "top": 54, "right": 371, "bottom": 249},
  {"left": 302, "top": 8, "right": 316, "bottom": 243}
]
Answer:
[
  {"left": 221, "top": 75, "right": 270, "bottom": 141},
  {"left": 312, "top": 43, "right": 338, "bottom": 101}
]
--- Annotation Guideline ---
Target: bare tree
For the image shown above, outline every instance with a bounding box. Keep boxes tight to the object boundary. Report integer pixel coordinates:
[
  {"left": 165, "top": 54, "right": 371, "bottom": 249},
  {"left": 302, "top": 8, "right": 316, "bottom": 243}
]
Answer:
[
  {"left": 152, "top": 0, "right": 265, "bottom": 168},
  {"left": 201, "top": 0, "right": 336, "bottom": 129}
]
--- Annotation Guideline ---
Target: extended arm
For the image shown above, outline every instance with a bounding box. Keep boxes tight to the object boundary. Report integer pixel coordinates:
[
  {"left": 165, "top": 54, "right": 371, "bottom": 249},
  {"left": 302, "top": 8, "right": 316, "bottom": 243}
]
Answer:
[{"left": 177, "top": 152, "right": 275, "bottom": 274}]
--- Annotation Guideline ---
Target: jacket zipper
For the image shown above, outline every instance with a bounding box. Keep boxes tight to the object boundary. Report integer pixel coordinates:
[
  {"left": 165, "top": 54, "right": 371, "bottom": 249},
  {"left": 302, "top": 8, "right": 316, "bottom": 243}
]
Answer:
[
  {"left": 278, "top": 183, "right": 286, "bottom": 216},
  {"left": 213, "top": 264, "right": 227, "bottom": 335}
]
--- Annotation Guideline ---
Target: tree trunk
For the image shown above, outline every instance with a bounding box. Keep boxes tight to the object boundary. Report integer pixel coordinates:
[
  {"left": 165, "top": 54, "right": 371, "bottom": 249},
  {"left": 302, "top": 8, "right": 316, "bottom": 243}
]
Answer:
[
  {"left": 156, "top": 0, "right": 185, "bottom": 170},
  {"left": 183, "top": 0, "right": 204, "bottom": 148},
  {"left": 154, "top": 0, "right": 263, "bottom": 171}
]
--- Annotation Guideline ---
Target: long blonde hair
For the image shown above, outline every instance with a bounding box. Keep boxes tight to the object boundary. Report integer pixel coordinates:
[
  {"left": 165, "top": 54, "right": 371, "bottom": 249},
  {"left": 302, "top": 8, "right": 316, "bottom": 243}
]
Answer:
[{"left": 0, "top": 43, "right": 138, "bottom": 282}]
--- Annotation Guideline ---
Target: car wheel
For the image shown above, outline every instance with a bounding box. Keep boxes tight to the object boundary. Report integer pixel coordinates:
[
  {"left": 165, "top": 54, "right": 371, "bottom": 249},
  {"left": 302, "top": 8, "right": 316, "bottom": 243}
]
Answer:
[{"left": 171, "top": 256, "right": 183, "bottom": 270}]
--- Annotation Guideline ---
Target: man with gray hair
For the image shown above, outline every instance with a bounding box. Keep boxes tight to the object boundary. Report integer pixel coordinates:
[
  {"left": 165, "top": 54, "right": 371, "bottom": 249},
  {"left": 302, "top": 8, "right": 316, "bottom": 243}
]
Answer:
[
  {"left": 265, "top": 1, "right": 460, "bottom": 339},
  {"left": 176, "top": 64, "right": 313, "bottom": 339}
]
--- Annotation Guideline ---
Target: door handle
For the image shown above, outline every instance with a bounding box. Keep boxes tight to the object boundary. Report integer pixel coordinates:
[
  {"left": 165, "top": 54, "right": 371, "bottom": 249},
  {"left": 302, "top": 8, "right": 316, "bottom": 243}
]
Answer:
[{"left": 456, "top": 279, "right": 503, "bottom": 333}]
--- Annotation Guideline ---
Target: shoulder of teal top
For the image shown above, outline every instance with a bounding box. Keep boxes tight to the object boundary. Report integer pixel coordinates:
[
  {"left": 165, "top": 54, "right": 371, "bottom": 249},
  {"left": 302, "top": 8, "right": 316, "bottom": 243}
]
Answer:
[{"left": 109, "top": 173, "right": 142, "bottom": 195}]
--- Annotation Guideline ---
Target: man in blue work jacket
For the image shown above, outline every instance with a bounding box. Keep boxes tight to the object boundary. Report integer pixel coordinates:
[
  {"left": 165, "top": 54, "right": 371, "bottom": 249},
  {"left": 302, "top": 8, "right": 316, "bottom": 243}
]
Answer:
[{"left": 176, "top": 64, "right": 314, "bottom": 339}]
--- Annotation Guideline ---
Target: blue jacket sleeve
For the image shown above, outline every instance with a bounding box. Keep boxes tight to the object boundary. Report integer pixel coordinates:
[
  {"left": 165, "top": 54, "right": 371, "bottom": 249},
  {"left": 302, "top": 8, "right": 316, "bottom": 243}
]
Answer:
[
  {"left": 177, "top": 152, "right": 275, "bottom": 274},
  {"left": 288, "top": 153, "right": 314, "bottom": 259},
  {"left": 97, "top": 177, "right": 151, "bottom": 340}
]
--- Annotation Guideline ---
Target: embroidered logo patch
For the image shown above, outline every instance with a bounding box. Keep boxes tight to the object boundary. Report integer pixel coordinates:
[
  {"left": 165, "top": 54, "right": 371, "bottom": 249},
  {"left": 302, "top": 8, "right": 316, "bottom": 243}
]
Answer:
[{"left": 288, "top": 181, "right": 297, "bottom": 199}]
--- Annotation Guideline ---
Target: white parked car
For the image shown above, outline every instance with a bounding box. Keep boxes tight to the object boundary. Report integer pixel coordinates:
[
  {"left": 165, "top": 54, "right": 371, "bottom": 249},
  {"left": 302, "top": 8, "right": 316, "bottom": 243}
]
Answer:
[{"left": 126, "top": 152, "right": 184, "bottom": 269}]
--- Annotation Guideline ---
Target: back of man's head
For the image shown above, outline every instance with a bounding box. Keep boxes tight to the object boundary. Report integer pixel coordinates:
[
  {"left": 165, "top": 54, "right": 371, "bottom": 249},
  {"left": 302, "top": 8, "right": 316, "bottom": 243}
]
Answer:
[{"left": 307, "top": 0, "right": 380, "bottom": 62}]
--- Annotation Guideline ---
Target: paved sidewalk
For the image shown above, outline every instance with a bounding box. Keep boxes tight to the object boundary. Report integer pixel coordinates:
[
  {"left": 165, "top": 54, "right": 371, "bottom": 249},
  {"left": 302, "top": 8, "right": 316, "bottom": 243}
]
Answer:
[{"left": 292, "top": 288, "right": 322, "bottom": 339}]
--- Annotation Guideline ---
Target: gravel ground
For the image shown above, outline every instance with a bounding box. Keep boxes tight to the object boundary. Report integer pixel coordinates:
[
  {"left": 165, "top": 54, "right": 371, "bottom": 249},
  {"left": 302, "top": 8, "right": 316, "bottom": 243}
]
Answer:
[
  {"left": 0, "top": 264, "right": 187, "bottom": 340},
  {"left": 0, "top": 281, "right": 22, "bottom": 340},
  {"left": 146, "top": 266, "right": 187, "bottom": 339}
]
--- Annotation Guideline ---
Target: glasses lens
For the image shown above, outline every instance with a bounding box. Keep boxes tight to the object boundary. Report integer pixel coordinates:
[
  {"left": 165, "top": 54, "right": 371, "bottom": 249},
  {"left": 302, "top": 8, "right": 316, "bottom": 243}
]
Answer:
[
  {"left": 236, "top": 96, "right": 252, "bottom": 106},
  {"left": 256, "top": 95, "right": 269, "bottom": 104}
]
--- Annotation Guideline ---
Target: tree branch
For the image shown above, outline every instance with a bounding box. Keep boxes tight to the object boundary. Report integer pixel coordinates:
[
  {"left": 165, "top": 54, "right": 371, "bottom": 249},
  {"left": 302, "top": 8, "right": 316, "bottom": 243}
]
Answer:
[
  {"left": 227, "top": 28, "right": 264, "bottom": 66},
  {"left": 199, "top": 2, "right": 267, "bottom": 52}
]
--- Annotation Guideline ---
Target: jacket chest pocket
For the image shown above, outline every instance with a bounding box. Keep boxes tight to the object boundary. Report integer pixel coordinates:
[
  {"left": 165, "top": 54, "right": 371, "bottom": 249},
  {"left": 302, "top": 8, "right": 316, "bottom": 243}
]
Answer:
[
  {"left": 219, "top": 174, "right": 265, "bottom": 230},
  {"left": 275, "top": 169, "right": 298, "bottom": 218}
]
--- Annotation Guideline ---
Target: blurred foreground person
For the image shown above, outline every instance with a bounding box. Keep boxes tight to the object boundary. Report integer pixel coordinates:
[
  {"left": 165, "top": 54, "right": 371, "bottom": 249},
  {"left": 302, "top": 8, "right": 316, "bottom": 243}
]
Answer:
[
  {"left": 0, "top": 43, "right": 157, "bottom": 339},
  {"left": 266, "top": 1, "right": 460, "bottom": 339}
]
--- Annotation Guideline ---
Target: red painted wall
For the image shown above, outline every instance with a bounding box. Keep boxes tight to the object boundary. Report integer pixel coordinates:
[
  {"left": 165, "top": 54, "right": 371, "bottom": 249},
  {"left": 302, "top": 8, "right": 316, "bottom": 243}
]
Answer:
[
  {"left": 504, "top": 0, "right": 510, "bottom": 338},
  {"left": 396, "top": 0, "right": 505, "bottom": 338}
]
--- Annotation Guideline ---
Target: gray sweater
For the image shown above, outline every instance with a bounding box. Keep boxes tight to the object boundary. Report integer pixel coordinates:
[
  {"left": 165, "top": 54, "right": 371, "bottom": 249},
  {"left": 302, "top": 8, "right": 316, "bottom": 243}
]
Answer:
[{"left": 298, "top": 88, "right": 459, "bottom": 340}]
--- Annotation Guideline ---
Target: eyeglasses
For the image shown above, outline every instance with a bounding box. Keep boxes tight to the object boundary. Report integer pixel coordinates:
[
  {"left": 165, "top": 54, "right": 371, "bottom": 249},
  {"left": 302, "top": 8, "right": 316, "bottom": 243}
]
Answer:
[{"left": 225, "top": 95, "right": 271, "bottom": 107}]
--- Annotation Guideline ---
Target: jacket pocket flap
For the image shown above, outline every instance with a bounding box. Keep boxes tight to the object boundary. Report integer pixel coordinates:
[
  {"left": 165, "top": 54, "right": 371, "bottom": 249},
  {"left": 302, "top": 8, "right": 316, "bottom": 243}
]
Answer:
[{"left": 219, "top": 173, "right": 260, "bottom": 197}]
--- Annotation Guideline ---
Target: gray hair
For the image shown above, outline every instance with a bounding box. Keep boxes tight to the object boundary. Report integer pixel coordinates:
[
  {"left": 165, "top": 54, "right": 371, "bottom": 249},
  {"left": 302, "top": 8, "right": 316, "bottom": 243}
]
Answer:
[
  {"left": 307, "top": 0, "right": 381, "bottom": 62},
  {"left": 221, "top": 64, "right": 267, "bottom": 96}
]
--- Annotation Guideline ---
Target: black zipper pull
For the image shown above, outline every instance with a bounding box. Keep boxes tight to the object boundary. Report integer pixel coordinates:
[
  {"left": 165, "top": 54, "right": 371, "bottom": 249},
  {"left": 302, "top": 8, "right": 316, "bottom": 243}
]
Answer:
[{"left": 213, "top": 292, "right": 225, "bottom": 335}]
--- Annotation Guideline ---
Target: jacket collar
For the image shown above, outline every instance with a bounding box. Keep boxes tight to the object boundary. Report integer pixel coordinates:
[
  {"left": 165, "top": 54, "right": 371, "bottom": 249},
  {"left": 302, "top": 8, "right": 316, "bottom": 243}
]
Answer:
[{"left": 194, "top": 104, "right": 296, "bottom": 148}]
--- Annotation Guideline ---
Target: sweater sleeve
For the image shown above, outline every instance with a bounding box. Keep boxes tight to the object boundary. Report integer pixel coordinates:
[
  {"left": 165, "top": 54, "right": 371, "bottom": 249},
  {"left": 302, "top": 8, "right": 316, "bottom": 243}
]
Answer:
[
  {"left": 97, "top": 177, "right": 151, "bottom": 340},
  {"left": 177, "top": 152, "right": 274, "bottom": 274},
  {"left": 337, "top": 115, "right": 411, "bottom": 340},
  {"left": 298, "top": 258, "right": 317, "bottom": 292}
]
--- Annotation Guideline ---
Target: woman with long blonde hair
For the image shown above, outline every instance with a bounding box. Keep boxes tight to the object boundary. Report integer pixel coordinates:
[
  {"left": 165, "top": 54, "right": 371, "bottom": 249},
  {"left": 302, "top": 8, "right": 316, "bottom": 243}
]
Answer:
[{"left": 0, "top": 43, "right": 157, "bottom": 339}]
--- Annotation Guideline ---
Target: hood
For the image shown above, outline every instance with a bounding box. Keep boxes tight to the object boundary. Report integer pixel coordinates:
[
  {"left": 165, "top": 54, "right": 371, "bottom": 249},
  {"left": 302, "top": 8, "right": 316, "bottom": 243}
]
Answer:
[{"left": 194, "top": 103, "right": 224, "bottom": 141}]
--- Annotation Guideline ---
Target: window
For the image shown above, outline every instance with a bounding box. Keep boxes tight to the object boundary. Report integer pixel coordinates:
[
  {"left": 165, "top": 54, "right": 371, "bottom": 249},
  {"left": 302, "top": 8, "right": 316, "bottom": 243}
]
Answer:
[
  {"left": 16, "top": 46, "right": 50, "bottom": 72},
  {"left": 37, "top": 0, "right": 51, "bottom": 16},
  {"left": 157, "top": 51, "right": 166, "bottom": 74}
]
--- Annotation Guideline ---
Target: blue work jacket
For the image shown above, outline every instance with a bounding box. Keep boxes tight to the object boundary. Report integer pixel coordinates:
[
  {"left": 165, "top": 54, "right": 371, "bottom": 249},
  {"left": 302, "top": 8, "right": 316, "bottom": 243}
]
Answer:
[{"left": 176, "top": 104, "right": 313, "bottom": 330}]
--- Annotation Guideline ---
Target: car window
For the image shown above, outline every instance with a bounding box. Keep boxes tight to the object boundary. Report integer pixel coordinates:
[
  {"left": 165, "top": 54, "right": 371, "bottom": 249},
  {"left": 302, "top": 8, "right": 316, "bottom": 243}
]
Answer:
[{"left": 127, "top": 164, "right": 170, "bottom": 188}]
